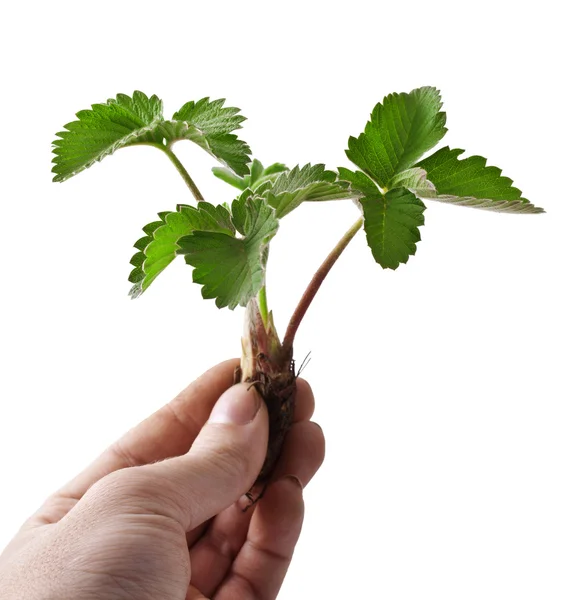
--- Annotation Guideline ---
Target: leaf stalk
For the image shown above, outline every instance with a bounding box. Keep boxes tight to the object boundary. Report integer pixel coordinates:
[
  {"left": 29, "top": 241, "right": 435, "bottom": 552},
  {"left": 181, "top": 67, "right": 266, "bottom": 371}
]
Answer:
[
  {"left": 143, "top": 143, "right": 205, "bottom": 202},
  {"left": 161, "top": 146, "right": 205, "bottom": 202},
  {"left": 258, "top": 285, "right": 269, "bottom": 326},
  {"left": 282, "top": 216, "right": 363, "bottom": 353}
]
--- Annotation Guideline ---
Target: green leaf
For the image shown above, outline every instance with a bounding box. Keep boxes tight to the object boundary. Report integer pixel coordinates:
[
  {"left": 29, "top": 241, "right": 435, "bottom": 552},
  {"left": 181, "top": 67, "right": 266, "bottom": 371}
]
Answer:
[
  {"left": 262, "top": 162, "right": 289, "bottom": 177},
  {"left": 346, "top": 86, "right": 447, "bottom": 189},
  {"left": 342, "top": 167, "right": 428, "bottom": 269},
  {"left": 166, "top": 97, "right": 250, "bottom": 175},
  {"left": 177, "top": 196, "right": 279, "bottom": 309},
  {"left": 338, "top": 167, "right": 381, "bottom": 198},
  {"left": 249, "top": 159, "right": 265, "bottom": 185},
  {"left": 361, "top": 188, "right": 426, "bottom": 269},
  {"left": 53, "top": 93, "right": 252, "bottom": 182},
  {"left": 415, "top": 147, "right": 544, "bottom": 213},
  {"left": 52, "top": 91, "right": 164, "bottom": 182},
  {"left": 212, "top": 160, "right": 289, "bottom": 191},
  {"left": 264, "top": 164, "right": 358, "bottom": 218},
  {"left": 389, "top": 167, "right": 436, "bottom": 195},
  {"left": 211, "top": 166, "right": 248, "bottom": 190},
  {"left": 248, "top": 162, "right": 288, "bottom": 190},
  {"left": 128, "top": 203, "right": 234, "bottom": 298}
]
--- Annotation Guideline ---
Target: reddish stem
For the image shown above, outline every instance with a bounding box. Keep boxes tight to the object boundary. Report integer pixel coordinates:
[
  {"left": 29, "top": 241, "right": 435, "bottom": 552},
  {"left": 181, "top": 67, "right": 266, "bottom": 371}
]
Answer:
[{"left": 282, "top": 217, "right": 363, "bottom": 353}]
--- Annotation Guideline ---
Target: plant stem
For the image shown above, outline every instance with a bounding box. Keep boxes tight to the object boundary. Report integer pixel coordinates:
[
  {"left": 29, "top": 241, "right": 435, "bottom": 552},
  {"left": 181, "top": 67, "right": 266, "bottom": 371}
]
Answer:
[
  {"left": 258, "top": 286, "right": 269, "bottom": 326},
  {"left": 143, "top": 142, "right": 205, "bottom": 202},
  {"left": 282, "top": 217, "right": 363, "bottom": 353}
]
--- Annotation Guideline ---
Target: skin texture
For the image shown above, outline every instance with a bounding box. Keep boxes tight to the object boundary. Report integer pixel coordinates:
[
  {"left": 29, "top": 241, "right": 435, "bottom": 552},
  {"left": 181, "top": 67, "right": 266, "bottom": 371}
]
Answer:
[{"left": 0, "top": 359, "right": 325, "bottom": 599}]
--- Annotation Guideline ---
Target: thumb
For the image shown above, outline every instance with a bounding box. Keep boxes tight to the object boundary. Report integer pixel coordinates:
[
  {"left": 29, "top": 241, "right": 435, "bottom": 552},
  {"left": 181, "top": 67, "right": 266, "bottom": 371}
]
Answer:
[{"left": 141, "top": 383, "right": 268, "bottom": 529}]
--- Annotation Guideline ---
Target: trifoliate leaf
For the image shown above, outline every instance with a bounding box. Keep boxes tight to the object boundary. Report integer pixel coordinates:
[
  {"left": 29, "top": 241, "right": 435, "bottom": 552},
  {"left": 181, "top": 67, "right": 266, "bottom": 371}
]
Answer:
[
  {"left": 346, "top": 87, "right": 447, "bottom": 189},
  {"left": 53, "top": 93, "right": 251, "bottom": 182},
  {"left": 52, "top": 91, "right": 164, "bottom": 182},
  {"left": 361, "top": 188, "right": 426, "bottom": 269},
  {"left": 177, "top": 196, "right": 278, "bottom": 309},
  {"left": 415, "top": 147, "right": 544, "bottom": 213},
  {"left": 128, "top": 203, "right": 234, "bottom": 298},
  {"left": 264, "top": 164, "right": 358, "bottom": 218}
]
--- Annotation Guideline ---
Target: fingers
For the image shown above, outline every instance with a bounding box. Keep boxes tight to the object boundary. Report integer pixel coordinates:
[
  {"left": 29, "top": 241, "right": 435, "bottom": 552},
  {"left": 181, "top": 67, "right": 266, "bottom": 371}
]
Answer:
[
  {"left": 293, "top": 378, "right": 315, "bottom": 422},
  {"left": 270, "top": 419, "right": 325, "bottom": 484},
  {"left": 185, "top": 378, "right": 317, "bottom": 543},
  {"left": 186, "top": 585, "right": 208, "bottom": 600},
  {"left": 187, "top": 419, "right": 325, "bottom": 596},
  {"left": 187, "top": 499, "right": 252, "bottom": 596},
  {"left": 88, "top": 383, "right": 270, "bottom": 531},
  {"left": 58, "top": 359, "right": 239, "bottom": 501},
  {"left": 214, "top": 476, "right": 305, "bottom": 600}
]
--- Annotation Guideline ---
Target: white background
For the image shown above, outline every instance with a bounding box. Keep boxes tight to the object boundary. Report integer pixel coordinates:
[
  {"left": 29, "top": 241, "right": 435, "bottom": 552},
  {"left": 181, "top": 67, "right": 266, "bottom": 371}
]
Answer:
[{"left": 1, "top": 1, "right": 565, "bottom": 598}]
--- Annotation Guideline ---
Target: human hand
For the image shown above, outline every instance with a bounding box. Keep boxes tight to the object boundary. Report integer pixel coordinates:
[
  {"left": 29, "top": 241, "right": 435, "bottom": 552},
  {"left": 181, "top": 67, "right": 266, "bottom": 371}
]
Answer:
[{"left": 0, "top": 359, "right": 325, "bottom": 599}]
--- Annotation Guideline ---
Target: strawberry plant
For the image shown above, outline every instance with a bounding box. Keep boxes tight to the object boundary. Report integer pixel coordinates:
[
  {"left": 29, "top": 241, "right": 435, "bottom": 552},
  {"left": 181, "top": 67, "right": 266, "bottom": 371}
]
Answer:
[{"left": 52, "top": 87, "right": 543, "bottom": 501}]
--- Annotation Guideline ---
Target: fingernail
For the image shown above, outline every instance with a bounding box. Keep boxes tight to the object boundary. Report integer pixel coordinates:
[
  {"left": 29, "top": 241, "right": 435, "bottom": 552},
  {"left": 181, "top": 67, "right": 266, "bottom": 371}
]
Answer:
[
  {"left": 209, "top": 384, "right": 261, "bottom": 425},
  {"left": 280, "top": 474, "right": 303, "bottom": 491}
]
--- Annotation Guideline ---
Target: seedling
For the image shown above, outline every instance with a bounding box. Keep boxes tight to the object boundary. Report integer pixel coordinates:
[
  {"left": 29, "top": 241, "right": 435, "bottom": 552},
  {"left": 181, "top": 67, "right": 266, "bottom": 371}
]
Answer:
[{"left": 52, "top": 87, "right": 543, "bottom": 500}]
